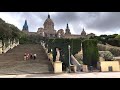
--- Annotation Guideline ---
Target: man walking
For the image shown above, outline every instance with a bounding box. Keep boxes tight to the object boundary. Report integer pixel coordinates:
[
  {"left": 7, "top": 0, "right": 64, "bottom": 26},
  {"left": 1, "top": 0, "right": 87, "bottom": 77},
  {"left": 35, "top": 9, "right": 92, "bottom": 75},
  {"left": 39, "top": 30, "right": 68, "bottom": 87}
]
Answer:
[{"left": 33, "top": 53, "right": 37, "bottom": 60}]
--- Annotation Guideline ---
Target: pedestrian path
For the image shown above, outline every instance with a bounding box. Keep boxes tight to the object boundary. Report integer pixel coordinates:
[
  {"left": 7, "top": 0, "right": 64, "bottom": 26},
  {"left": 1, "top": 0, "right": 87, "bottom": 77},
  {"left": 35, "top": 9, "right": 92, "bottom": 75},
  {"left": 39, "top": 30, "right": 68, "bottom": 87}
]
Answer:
[
  {"left": 0, "top": 72, "right": 120, "bottom": 78},
  {"left": 0, "top": 44, "right": 53, "bottom": 74}
]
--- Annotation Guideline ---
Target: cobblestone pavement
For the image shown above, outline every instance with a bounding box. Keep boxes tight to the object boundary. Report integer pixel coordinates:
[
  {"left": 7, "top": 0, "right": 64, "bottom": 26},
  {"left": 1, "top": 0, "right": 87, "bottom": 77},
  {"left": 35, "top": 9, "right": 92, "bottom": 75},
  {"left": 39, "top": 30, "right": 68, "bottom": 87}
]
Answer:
[{"left": 0, "top": 72, "right": 120, "bottom": 78}]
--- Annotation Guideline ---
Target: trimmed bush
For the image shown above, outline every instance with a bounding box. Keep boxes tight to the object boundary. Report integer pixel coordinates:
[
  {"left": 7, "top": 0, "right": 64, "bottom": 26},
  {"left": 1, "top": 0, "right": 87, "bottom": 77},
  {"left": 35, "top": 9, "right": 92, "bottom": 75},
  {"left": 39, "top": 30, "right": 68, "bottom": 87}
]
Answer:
[
  {"left": 82, "top": 39, "right": 99, "bottom": 68},
  {"left": 98, "top": 44, "right": 120, "bottom": 56},
  {"left": 99, "top": 51, "right": 114, "bottom": 61},
  {"left": 70, "top": 38, "right": 81, "bottom": 55}
]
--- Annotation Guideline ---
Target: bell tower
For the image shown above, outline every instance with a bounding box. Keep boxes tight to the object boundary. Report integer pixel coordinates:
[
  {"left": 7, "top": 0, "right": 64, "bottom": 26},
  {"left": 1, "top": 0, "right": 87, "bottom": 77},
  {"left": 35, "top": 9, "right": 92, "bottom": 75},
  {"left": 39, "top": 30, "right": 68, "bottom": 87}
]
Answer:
[
  {"left": 22, "top": 20, "right": 29, "bottom": 32},
  {"left": 65, "top": 23, "right": 71, "bottom": 35}
]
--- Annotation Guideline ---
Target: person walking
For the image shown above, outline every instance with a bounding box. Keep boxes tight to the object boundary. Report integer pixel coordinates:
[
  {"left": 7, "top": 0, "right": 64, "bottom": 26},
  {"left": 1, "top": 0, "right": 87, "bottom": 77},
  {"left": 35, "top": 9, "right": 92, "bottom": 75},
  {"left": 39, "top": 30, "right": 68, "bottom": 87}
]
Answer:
[
  {"left": 30, "top": 53, "right": 33, "bottom": 59},
  {"left": 26, "top": 53, "right": 30, "bottom": 60},
  {"left": 33, "top": 53, "right": 37, "bottom": 60},
  {"left": 24, "top": 53, "right": 27, "bottom": 61}
]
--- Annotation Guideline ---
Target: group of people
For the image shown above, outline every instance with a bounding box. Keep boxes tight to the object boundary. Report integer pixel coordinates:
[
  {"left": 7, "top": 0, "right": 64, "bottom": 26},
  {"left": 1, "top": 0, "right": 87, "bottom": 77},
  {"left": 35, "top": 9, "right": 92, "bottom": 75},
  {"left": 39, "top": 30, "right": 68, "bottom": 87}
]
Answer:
[{"left": 24, "top": 53, "right": 37, "bottom": 61}]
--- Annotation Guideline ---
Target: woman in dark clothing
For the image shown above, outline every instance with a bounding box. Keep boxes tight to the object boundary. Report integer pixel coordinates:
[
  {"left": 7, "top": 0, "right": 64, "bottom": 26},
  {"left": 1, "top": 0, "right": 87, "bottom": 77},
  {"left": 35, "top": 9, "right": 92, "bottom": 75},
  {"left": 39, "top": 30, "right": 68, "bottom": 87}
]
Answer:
[{"left": 30, "top": 53, "right": 33, "bottom": 59}]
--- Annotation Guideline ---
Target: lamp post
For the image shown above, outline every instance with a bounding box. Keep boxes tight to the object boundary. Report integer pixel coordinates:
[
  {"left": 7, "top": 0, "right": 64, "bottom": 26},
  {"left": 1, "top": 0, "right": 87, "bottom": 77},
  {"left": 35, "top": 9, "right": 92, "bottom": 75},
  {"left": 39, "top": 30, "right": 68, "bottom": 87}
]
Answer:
[{"left": 68, "top": 45, "right": 71, "bottom": 73}]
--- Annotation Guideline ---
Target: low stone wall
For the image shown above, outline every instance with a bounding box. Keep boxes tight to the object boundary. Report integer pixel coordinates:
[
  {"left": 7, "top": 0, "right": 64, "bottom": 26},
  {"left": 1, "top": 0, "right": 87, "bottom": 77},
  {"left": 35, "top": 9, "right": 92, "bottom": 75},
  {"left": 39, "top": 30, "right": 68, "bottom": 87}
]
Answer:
[
  {"left": 3, "top": 45, "right": 10, "bottom": 53},
  {"left": 100, "top": 61, "right": 120, "bottom": 72}
]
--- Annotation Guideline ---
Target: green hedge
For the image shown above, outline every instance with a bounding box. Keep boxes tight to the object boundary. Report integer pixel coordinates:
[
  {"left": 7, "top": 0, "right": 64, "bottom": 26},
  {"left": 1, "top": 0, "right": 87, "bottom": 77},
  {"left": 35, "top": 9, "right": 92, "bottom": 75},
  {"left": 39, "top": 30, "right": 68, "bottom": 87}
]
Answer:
[
  {"left": 82, "top": 39, "right": 99, "bottom": 68},
  {"left": 70, "top": 38, "right": 81, "bottom": 55},
  {"left": 48, "top": 38, "right": 70, "bottom": 66},
  {"left": 47, "top": 38, "right": 81, "bottom": 67},
  {"left": 0, "top": 18, "right": 21, "bottom": 40},
  {"left": 19, "top": 33, "right": 43, "bottom": 44}
]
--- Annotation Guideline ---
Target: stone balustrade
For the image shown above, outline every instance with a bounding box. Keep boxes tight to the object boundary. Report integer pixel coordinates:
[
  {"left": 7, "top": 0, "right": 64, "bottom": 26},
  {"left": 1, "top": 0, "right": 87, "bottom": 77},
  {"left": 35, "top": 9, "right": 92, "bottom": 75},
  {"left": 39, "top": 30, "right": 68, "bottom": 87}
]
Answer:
[
  {"left": 0, "top": 40, "right": 2, "bottom": 54},
  {"left": 41, "top": 42, "right": 63, "bottom": 73},
  {"left": 0, "top": 39, "right": 19, "bottom": 54}
]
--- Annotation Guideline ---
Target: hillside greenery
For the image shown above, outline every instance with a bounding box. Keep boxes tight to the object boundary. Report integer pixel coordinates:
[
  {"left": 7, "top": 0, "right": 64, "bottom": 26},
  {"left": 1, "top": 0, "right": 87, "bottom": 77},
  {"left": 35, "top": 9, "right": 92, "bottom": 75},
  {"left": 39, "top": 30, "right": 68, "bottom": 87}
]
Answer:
[{"left": 0, "top": 18, "right": 21, "bottom": 40}]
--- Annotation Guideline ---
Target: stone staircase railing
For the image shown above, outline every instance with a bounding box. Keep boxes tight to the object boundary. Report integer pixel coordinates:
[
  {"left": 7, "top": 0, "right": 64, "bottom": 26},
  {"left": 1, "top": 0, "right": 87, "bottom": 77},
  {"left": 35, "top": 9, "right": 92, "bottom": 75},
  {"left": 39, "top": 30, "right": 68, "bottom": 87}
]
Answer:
[
  {"left": 71, "top": 55, "right": 82, "bottom": 72},
  {"left": 40, "top": 41, "right": 63, "bottom": 73},
  {"left": 0, "top": 39, "right": 19, "bottom": 54},
  {"left": 40, "top": 41, "right": 83, "bottom": 73},
  {"left": 41, "top": 42, "right": 54, "bottom": 66}
]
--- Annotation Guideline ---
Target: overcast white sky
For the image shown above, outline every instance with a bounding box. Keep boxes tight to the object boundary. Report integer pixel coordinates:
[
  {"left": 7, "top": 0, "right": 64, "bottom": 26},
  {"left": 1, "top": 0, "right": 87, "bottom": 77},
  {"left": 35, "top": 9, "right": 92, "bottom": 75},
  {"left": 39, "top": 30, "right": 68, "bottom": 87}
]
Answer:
[{"left": 0, "top": 12, "right": 120, "bottom": 36}]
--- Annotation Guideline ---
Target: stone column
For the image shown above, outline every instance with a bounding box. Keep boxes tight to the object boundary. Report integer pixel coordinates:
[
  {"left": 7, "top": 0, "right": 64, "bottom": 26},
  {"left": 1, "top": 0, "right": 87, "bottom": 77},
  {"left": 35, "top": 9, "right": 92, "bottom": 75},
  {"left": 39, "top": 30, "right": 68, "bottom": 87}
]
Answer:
[
  {"left": 10, "top": 41, "right": 13, "bottom": 49},
  {"left": 13, "top": 39, "right": 16, "bottom": 47},
  {"left": 15, "top": 39, "right": 18, "bottom": 46},
  {"left": 17, "top": 39, "right": 19, "bottom": 45},
  {"left": 43, "top": 43, "right": 45, "bottom": 49},
  {"left": 0, "top": 40, "right": 2, "bottom": 54},
  {"left": 2, "top": 42, "right": 6, "bottom": 53},
  {"left": 8, "top": 39, "right": 10, "bottom": 49}
]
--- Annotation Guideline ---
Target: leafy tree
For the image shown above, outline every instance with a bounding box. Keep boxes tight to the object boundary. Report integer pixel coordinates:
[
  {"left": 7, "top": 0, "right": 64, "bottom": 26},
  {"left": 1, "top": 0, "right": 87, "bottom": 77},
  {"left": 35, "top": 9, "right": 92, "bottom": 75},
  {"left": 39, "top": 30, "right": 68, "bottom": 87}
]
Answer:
[
  {"left": 115, "top": 35, "right": 120, "bottom": 39},
  {"left": 0, "top": 18, "right": 21, "bottom": 40}
]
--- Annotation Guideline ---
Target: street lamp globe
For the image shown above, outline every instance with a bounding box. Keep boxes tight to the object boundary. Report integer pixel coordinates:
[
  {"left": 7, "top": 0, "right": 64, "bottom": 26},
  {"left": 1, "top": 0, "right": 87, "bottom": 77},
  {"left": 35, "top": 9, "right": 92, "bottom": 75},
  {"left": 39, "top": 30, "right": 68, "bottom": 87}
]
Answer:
[
  {"left": 51, "top": 49, "right": 53, "bottom": 52},
  {"left": 68, "top": 45, "right": 70, "bottom": 49}
]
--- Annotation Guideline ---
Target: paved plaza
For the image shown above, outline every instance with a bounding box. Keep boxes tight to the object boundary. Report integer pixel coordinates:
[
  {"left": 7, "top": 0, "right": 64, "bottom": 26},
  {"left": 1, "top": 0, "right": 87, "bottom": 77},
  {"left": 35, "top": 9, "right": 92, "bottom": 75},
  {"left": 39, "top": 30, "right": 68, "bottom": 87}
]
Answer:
[{"left": 0, "top": 72, "right": 120, "bottom": 78}]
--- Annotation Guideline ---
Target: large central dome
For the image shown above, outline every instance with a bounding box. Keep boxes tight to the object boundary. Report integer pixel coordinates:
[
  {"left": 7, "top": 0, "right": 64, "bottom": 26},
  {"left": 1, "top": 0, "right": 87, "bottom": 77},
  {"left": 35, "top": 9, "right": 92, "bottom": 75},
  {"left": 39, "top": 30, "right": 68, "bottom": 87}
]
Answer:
[{"left": 43, "top": 14, "right": 54, "bottom": 30}]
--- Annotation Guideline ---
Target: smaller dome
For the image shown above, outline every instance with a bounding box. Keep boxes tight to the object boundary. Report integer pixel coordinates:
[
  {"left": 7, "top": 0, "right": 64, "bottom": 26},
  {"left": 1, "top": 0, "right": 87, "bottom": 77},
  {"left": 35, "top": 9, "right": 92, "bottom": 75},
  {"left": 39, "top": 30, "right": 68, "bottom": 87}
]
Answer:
[
  {"left": 37, "top": 27, "right": 43, "bottom": 32},
  {"left": 57, "top": 29, "right": 64, "bottom": 35}
]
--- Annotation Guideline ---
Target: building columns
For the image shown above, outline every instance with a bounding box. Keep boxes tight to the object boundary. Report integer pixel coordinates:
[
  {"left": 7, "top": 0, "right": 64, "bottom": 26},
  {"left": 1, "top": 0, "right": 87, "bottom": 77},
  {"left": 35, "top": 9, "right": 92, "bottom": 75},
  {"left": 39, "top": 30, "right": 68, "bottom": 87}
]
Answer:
[{"left": 0, "top": 40, "right": 2, "bottom": 54}]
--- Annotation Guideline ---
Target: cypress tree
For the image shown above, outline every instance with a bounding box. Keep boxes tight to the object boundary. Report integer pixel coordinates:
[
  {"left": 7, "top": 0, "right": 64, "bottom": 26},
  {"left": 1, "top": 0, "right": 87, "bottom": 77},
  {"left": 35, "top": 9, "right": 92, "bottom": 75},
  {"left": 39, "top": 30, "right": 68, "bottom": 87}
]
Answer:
[{"left": 82, "top": 39, "right": 99, "bottom": 68}]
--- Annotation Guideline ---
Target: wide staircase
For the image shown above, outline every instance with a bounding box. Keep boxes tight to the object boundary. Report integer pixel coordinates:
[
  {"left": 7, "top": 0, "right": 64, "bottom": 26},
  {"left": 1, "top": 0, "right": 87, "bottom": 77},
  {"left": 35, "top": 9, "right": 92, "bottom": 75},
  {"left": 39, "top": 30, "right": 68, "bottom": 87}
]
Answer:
[{"left": 0, "top": 44, "right": 53, "bottom": 75}]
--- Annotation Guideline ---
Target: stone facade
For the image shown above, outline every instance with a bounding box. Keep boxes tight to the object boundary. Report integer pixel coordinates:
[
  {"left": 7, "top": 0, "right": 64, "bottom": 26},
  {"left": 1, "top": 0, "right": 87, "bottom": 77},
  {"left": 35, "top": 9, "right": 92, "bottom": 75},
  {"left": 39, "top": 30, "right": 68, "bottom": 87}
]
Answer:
[
  {"left": 37, "top": 14, "right": 56, "bottom": 38},
  {"left": 23, "top": 14, "right": 95, "bottom": 39}
]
